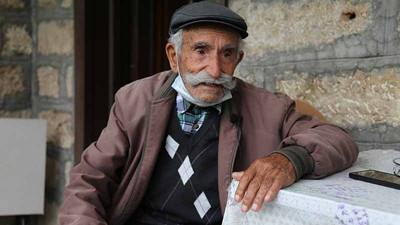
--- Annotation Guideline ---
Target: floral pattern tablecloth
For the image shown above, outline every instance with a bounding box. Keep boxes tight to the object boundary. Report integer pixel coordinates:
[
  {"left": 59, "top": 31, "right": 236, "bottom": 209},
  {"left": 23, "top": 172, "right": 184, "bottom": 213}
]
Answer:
[{"left": 222, "top": 149, "right": 400, "bottom": 225}]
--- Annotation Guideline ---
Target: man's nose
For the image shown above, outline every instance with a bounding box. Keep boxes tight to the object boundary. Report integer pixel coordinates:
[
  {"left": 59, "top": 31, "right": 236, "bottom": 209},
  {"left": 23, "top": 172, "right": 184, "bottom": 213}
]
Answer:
[{"left": 206, "top": 55, "right": 221, "bottom": 78}]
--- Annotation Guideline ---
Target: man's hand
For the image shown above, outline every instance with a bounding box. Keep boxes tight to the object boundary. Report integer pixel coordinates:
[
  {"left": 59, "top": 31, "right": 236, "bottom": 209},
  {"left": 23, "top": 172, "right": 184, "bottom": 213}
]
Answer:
[{"left": 232, "top": 153, "right": 296, "bottom": 212}]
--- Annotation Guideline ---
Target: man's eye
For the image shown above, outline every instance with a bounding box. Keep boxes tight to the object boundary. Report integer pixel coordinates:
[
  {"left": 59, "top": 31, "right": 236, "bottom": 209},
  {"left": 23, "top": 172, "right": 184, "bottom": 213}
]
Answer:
[
  {"left": 224, "top": 52, "right": 232, "bottom": 57},
  {"left": 196, "top": 49, "right": 205, "bottom": 55}
]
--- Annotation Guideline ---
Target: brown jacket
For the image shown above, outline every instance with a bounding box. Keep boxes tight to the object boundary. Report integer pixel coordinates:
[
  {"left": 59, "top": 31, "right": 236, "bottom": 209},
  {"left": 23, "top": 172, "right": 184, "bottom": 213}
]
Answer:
[{"left": 59, "top": 70, "right": 358, "bottom": 225}]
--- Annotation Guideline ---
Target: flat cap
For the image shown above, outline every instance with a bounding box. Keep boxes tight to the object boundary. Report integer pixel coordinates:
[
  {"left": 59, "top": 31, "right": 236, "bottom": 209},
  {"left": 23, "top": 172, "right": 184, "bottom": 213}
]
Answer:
[{"left": 169, "top": 1, "right": 248, "bottom": 39}]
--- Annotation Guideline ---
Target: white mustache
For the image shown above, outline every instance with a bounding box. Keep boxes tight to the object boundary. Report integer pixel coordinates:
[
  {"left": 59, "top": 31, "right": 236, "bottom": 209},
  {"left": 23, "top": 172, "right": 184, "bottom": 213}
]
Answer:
[{"left": 184, "top": 69, "right": 237, "bottom": 90}]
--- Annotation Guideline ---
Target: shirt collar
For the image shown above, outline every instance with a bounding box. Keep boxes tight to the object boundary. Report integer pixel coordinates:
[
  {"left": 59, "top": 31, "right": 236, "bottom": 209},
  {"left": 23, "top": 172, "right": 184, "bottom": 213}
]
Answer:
[{"left": 176, "top": 92, "right": 221, "bottom": 115}]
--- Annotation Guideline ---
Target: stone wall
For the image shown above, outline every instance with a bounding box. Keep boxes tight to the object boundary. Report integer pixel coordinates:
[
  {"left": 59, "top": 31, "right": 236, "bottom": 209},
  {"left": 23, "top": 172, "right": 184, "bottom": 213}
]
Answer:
[
  {"left": 230, "top": 0, "right": 400, "bottom": 151},
  {"left": 0, "top": 0, "right": 74, "bottom": 224}
]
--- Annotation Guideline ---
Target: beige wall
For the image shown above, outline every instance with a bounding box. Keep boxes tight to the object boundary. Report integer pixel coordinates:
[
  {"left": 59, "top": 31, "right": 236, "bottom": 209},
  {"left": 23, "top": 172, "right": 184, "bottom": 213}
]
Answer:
[{"left": 230, "top": 0, "right": 400, "bottom": 150}]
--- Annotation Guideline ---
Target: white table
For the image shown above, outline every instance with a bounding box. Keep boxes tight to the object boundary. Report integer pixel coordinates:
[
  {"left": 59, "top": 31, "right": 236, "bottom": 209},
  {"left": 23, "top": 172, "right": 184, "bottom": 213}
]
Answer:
[{"left": 222, "top": 149, "right": 400, "bottom": 225}]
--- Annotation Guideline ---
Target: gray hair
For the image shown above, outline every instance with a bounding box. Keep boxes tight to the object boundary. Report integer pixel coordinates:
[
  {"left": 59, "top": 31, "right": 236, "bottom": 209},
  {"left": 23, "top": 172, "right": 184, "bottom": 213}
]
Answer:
[
  {"left": 168, "top": 28, "right": 244, "bottom": 59},
  {"left": 168, "top": 29, "right": 184, "bottom": 56}
]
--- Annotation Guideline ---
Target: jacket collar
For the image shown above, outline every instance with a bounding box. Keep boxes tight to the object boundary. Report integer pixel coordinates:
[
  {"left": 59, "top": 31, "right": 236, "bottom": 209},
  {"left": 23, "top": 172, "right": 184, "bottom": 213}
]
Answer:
[{"left": 152, "top": 72, "right": 177, "bottom": 101}]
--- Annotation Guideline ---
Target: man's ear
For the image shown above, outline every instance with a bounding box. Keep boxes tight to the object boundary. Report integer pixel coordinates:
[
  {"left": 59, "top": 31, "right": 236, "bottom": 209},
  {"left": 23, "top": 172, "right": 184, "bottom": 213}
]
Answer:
[
  {"left": 235, "top": 51, "right": 244, "bottom": 67},
  {"left": 166, "top": 43, "right": 178, "bottom": 73}
]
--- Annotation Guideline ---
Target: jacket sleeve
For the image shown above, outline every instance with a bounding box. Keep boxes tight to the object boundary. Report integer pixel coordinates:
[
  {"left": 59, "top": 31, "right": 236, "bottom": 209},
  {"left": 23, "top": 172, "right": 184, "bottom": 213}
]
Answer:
[
  {"left": 59, "top": 94, "right": 130, "bottom": 225},
  {"left": 278, "top": 99, "right": 359, "bottom": 179}
]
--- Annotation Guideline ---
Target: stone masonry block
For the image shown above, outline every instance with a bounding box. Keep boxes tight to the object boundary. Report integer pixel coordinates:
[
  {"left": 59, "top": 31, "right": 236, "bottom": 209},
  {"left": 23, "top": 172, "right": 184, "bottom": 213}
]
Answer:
[
  {"left": 349, "top": 124, "right": 400, "bottom": 144},
  {"left": 66, "top": 66, "right": 73, "bottom": 98},
  {"left": 0, "top": 109, "right": 31, "bottom": 118},
  {"left": 38, "top": 21, "right": 74, "bottom": 55},
  {"left": 38, "top": 0, "right": 56, "bottom": 8},
  {"left": 234, "top": 67, "right": 262, "bottom": 88},
  {"left": 275, "top": 68, "right": 400, "bottom": 129},
  {"left": 39, "top": 109, "right": 74, "bottom": 148},
  {"left": 229, "top": 0, "right": 400, "bottom": 66},
  {"left": 0, "top": 65, "right": 24, "bottom": 99},
  {"left": 37, "top": 66, "right": 60, "bottom": 98},
  {"left": 61, "top": 0, "right": 73, "bottom": 8},
  {"left": 0, "top": 0, "right": 24, "bottom": 8},
  {"left": 230, "top": 0, "right": 372, "bottom": 56},
  {"left": 1, "top": 24, "right": 32, "bottom": 56}
]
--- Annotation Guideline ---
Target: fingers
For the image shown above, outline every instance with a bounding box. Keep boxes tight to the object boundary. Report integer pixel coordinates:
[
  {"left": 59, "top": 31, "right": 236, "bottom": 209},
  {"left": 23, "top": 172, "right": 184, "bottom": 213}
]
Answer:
[
  {"left": 240, "top": 177, "right": 284, "bottom": 212},
  {"left": 232, "top": 155, "right": 296, "bottom": 213},
  {"left": 242, "top": 177, "right": 271, "bottom": 212},
  {"left": 240, "top": 176, "right": 263, "bottom": 212},
  {"left": 264, "top": 179, "right": 283, "bottom": 202},
  {"left": 234, "top": 169, "right": 255, "bottom": 203},
  {"left": 232, "top": 171, "right": 244, "bottom": 181},
  {"left": 250, "top": 178, "right": 274, "bottom": 211}
]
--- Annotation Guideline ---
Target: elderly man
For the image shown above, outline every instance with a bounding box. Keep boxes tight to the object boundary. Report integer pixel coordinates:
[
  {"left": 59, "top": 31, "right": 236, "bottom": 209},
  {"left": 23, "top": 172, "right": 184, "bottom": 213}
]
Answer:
[{"left": 59, "top": 1, "right": 358, "bottom": 225}]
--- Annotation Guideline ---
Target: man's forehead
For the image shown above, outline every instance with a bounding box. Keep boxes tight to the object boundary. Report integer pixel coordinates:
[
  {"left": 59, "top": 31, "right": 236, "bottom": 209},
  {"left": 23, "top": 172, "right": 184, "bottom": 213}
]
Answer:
[
  {"left": 189, "top": 41, "right": 236, "bottom": 52},
  {"left": 182, "top": 25, "right": 239, "bottom": 46},
  {"left": 184, "top": 23, "right": 239, "bottom": 37}
]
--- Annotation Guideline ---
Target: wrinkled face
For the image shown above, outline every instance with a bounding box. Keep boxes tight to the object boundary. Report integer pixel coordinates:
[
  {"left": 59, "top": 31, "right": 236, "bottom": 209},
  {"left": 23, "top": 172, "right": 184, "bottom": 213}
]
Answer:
[{"left": 177, "top": 26, "right": 242, "bottom": 103}]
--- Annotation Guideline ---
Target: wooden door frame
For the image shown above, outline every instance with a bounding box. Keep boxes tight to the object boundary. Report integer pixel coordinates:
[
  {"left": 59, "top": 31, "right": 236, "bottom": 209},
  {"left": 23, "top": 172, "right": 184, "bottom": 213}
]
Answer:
[{"left": 74, "top": 0, "right": 85, "bottom": 165}]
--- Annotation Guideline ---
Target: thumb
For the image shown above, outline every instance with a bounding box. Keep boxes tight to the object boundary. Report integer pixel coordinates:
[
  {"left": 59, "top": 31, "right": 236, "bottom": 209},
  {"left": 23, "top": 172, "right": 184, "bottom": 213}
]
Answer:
[{"left": 232, "top": 171, "right": 244, "bottom": 181}]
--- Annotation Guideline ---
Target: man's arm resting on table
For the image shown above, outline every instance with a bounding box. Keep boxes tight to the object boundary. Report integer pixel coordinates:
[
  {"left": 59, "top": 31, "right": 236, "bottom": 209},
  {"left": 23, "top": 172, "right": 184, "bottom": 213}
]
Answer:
[{"left": 232, "top": 145, "right": 313, "bottom": 212}]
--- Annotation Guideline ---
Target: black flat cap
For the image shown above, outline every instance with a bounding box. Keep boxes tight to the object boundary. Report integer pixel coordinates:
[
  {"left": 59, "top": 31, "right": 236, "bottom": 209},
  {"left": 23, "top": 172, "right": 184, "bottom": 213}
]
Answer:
[{"left": 169, "top": 1, "right": 248, "bottom": 39}]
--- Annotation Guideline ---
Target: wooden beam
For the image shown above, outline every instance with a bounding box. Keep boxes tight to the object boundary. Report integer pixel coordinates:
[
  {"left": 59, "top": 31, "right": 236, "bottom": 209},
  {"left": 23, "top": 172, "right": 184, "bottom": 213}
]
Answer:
[{"left": 74, "top": 0, "right": 85, "bottom": 165}]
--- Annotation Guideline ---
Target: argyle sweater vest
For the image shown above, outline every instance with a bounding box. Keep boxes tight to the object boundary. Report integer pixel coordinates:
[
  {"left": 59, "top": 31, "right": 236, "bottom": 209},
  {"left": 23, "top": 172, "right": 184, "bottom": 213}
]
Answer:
[{"left": 129, "top": 106, "right": 222, "bottom": 225}]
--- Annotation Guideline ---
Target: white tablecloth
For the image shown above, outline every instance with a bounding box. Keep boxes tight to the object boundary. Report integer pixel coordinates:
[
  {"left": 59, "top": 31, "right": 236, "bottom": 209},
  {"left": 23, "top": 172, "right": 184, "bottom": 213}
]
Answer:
[{"left": 222, "top": 149, "right": 400, "bottom": 225}]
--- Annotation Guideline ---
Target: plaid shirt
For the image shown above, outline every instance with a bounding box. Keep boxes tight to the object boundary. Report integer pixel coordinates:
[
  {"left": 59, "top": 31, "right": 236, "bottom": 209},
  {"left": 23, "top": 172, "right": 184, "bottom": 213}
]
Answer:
[{"left": 176, "top": 93, "right": 221, "bottom": 135}]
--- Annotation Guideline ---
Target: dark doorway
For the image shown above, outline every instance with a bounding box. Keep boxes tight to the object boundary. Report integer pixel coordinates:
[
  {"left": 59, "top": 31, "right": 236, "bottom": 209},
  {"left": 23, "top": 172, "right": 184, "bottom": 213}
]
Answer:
[{"left": 74, "top": 0, "right": 227, "bottom": 164}]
